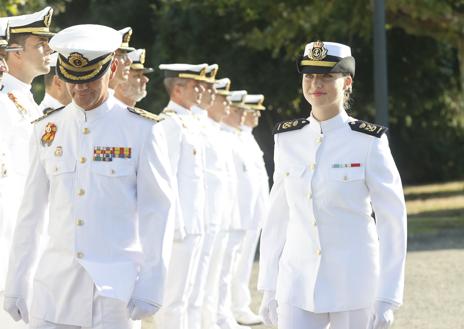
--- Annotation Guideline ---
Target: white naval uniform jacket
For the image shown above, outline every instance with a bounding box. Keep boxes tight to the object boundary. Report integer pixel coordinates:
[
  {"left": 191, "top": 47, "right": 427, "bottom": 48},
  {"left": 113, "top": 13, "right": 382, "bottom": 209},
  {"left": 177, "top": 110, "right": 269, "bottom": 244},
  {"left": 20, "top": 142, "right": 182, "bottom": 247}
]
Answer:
[
  {"left": 4, "top": 96, "right": 174, "bottom": 327},
  {"left": 157, "top": 101, "right": 206, "bottom": 235},
  {"left": 192, "top": 107, "right": 228, "bottom": 233},
  {"left": 0, "top": 84, "right": 42, "bottom": 293},
  {"left": 220, "top": 125, "right": 244, "bottom": 231},
  {"left": 258, "top": 111, "right": 407, "bottom": 313},
  {"left": 239, "top": 127, "right": 269, "bottom": 230}
]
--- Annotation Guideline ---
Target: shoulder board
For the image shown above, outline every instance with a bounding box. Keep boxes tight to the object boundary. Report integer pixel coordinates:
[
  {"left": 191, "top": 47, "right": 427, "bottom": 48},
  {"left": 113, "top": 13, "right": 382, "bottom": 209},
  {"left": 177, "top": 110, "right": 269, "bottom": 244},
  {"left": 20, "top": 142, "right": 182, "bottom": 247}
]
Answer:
[
  {"left": 162, "top": 108, "right": 177, "bottom": 116},
  {"left": 348, "top": 120, "right": 388, "bottom": 138},
  {"left": 273, "top": 118, "right": 309, "bottom": 134},
  {"left": 127, "top": 107, "right": 163, "bottom": 122},
  {"left": 31, "top": 106, "right": 65, "bottom": 124}
]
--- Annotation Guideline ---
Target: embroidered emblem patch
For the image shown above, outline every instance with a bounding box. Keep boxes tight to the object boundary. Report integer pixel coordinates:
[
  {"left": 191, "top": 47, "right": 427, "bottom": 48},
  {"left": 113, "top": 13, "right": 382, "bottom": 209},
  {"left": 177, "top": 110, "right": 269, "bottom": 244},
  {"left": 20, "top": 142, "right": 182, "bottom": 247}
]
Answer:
[
  {"left": 93, "top": 147, "right": 132, "bottom": 162},
  {"left": 41, "top": 122, "right": 57, "bottom": 147}
]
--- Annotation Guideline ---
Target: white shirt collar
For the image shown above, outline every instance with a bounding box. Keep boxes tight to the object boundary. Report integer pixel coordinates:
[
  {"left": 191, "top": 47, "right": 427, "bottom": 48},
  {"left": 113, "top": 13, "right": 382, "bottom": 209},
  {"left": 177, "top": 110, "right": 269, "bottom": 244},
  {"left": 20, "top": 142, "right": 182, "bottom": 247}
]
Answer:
[
  {"left": 308, "top": 110, "right": 349, "bottom": 134},
  {"left": 70, "top": 94, "right": 115, "bottom": 123}
]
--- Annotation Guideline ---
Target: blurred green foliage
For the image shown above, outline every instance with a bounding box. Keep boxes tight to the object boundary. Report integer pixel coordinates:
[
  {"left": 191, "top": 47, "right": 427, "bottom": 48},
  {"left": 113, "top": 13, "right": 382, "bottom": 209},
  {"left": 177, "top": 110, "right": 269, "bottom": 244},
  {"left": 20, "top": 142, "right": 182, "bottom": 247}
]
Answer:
[{"left": 4, "top": 0, "right": 464, "bottom": 183}]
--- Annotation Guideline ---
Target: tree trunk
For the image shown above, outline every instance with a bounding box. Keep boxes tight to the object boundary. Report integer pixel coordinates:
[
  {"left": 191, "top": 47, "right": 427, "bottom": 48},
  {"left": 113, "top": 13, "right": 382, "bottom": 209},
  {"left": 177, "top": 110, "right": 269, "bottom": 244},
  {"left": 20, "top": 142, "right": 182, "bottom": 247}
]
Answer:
[{"left": 459, "top": 38, "right": 464, "bottom": 92}]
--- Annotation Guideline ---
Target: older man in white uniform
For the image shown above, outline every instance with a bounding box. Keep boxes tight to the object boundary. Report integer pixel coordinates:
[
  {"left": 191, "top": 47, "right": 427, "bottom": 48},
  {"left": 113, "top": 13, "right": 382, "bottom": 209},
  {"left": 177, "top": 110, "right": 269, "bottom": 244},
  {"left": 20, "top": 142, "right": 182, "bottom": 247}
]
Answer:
[{"left": 3, "top": 24, "right": 174, "bottom": 329}]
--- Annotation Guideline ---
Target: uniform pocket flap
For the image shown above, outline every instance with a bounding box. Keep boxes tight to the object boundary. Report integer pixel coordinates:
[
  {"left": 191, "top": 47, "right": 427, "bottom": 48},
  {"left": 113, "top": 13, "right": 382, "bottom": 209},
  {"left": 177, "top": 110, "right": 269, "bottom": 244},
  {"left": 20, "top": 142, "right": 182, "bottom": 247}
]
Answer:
[{"left": 91, "top": 161, "right": 135, "bottom": 177}]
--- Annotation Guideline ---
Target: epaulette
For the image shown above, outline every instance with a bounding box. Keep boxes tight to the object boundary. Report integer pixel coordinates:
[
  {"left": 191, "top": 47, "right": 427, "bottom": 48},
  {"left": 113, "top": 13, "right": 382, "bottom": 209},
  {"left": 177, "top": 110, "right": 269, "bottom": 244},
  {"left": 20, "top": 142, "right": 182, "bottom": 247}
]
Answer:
[
  {"left": 273, "top": 118, "right": 309, "bottom": 134},
  {"left": 162, "top": 108, "right": 177, "bottom": 116},
  {"left": 31, "top": 106, "right": 65, "bottom": 124},
  {"left": 348, "top": 120, "right": 388, "bottom": 138},
  {"left": 127, "top": 107, "right": 164, "bottom": 122}
]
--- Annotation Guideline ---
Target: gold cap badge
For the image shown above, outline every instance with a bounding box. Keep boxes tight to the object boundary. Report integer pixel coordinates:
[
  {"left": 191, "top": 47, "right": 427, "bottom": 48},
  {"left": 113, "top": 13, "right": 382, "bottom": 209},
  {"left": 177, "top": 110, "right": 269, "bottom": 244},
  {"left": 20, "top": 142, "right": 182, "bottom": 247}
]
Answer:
[{"left": 308, "top": 40, "right": 328, "bottom": 60}]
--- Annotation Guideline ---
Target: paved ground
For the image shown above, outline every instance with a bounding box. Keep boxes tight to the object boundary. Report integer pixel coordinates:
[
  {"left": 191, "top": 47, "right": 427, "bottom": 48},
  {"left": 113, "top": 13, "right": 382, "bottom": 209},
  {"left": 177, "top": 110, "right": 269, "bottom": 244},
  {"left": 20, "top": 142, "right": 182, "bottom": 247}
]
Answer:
[{"left": 249, "top": 230, "right": 464, "bottom": 329}]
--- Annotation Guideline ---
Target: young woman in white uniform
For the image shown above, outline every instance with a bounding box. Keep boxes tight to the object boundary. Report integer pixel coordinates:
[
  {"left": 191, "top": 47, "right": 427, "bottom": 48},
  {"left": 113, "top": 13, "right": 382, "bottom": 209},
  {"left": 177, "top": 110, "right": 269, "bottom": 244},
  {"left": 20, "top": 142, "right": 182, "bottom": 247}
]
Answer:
[{"left": 257, "top": 41, "right": 407, "bottom": 329}]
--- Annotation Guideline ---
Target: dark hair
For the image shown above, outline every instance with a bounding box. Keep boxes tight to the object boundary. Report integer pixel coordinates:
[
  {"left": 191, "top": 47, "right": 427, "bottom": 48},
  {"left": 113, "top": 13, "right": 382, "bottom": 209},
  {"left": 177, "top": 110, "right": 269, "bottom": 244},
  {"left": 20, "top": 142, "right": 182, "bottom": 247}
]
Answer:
[{"left": 6, "top": 34, "right": 29, "bottom": 59}]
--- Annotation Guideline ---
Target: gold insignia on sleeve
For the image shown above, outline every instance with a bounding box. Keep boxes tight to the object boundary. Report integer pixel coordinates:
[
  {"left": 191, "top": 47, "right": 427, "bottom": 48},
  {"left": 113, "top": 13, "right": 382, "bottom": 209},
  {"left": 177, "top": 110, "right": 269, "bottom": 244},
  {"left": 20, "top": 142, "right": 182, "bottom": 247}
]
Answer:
[{"left": 308, "top": 40, "right": 328, "bottom": 60}]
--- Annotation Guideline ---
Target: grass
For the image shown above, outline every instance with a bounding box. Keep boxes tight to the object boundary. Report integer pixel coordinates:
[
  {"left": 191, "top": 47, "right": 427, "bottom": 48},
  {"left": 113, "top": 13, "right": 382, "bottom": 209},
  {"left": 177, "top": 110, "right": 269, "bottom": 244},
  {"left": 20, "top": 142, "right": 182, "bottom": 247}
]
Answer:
[{"left": 405, "top": 180, "right": 464, "bottom": 236}]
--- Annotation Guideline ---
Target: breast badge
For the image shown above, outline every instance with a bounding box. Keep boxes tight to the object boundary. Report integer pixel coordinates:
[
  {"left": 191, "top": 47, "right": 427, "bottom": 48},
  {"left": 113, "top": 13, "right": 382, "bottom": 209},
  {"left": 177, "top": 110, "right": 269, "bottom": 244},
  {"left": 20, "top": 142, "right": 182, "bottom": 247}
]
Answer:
[
  {"left": 93, "top": 146, "right": 132, "bottom": 162},
  {"left": 41, "top": 122, "right": 57, "bottom": 147}
]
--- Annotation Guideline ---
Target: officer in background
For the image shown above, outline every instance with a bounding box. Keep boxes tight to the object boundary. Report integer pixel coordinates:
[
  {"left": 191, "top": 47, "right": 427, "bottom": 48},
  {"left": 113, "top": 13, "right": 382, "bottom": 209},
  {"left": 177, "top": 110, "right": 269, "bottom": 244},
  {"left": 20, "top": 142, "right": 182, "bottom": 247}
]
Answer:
[
  {"left": 0, "top": 17, "right": 29, "bottom": 329},
  {"left": 0, "top": 9, "right": 55, "bottom": 328},
  {"left": 187, "top": 64, "right": 224, "bottom": 329},
  {"left": 149, "top": 63, "right": 207, "bottom": 329},
  {"left": 231, "top": 95, "right": 269, "bottom": 326},
  {"left": 109, "top": 27, "right": 135, "bottom": 94},
  {"left": 114, "top": 48, "right": 152, "bottom": 107},
  {"left": 3, "top": 24, "right": 174, "bottom": 329},
  {"left": 2, "top": 6, "right": 54, "bottom": 116},
  {"left": 215, "top": 90, "right": 251, "bottom": 329},
  {"left": 39, "top": 52, "right": 72, "bottom": 112}
]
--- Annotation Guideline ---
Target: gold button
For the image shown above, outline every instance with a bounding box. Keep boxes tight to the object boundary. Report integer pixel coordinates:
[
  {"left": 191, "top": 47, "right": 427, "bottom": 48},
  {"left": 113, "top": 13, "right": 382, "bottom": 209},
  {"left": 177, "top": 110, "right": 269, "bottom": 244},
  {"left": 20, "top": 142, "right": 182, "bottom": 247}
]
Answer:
[
  {"left": 76, "top": 252, "right": 84, "bottom": 259},
  {"left": 309, "top": 163, "right": 316, "bottom": 170},
  {"left": 76, "top": 219, "right": 84, "bottom": 226},
  {"left": 316, "top": 137, "right": 323, "bottom": 143},
  {"left": 78, "top": 188, "right": 85, "bottom": 196},
  {"left": 316, "top": 249, "right": 321, "bottom": 256},
  {"left": 307, "top": 192, "right": 312, "bottom": 199},
  {"left": 285, "top": 172, "right": 290, "bottom": 176},
  {"left": 83, "top": 127, "right": 90, "bottom": 134},
  {"left": 80, "top": 157, "right": 87, "bottom": 164}
]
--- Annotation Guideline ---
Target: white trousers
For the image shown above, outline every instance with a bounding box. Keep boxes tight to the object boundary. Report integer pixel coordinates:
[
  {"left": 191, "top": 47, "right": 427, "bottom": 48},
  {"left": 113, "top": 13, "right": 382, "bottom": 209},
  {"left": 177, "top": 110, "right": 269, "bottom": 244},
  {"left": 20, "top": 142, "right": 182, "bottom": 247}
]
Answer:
[
  {"left": 231, "top": 229, "right": 260, "bottom": 314},
  {"left": 216, "top": 230, "right": 246, "bottom": 323},
  {"left": 152, "top": 234, "right": 202, "bottom": 329},
  {"left": 278, "top": 303, "right": 370, "bottom": 329},
  {"left": 187, "top": 230, "right": 217, "bottom": 329},
  {"left": 29, "top": 294, "right": 136, "bottom": 329},
  {"left": 0, "top": 292, "right": 28, "bottom": 329},
  {"left": 202, "top": 230, "right": 228, "bottom": 328}
]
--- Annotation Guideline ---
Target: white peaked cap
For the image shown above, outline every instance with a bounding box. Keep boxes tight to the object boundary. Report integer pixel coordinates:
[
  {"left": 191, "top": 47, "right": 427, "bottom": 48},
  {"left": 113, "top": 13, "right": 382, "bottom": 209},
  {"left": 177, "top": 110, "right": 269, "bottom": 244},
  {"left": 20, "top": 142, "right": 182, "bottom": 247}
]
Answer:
[
  {"left": 229, "top": 90, "right": 247, "bottom": 103},
  {"left": 159, "top": 63, "right": 208, "bottom": 81},
  {"left": 50, "top": 24, "right": 120, "bottom": 61},
  {"left": 243, "top": 94, "right": 265, "bottom": 110},
  {"left": 304, "top": 41, "right": 351, "bottom": 58},
  {"left": 8, "top": 6, "right": 54, "bottom": 37},
  {"left": 50, "top": 24, "right": 121, "bottom": 83}
]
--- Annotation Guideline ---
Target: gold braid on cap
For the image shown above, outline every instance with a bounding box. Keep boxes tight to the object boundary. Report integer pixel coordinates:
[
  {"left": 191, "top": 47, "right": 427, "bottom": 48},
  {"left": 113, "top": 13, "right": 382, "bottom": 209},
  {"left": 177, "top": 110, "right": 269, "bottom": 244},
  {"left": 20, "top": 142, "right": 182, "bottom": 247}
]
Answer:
[
  {"left": 59, "top": 53, "right": 113, "bottom": 73},
  {"left": 58, "top": 53, "right": 114, "bottom": 81}
]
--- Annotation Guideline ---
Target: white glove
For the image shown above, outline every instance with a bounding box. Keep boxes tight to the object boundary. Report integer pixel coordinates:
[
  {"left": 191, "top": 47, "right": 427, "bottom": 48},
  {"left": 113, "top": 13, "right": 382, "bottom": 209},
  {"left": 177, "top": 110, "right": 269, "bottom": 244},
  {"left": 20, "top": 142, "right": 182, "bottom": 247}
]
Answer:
[
  {"left": 259, "top": 290, "right": 278, "bottom": 326},
  {"left": 127, "top": 298, "right": 160, "bottom": 320},
  {"left": 370, "top": 301, "right": 395, "bottom": 329},
  {"left": 3, "top": 296, "right": 29, "bottom": 323}
]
